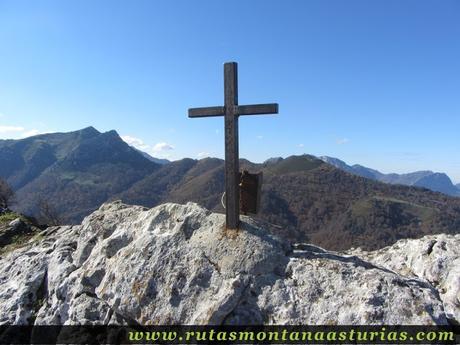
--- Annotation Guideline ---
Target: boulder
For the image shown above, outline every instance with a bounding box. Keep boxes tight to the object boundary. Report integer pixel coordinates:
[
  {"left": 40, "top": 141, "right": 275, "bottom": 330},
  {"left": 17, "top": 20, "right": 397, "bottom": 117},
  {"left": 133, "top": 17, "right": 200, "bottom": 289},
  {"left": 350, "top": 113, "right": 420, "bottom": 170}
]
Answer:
[
  {"left": 346, "top": 234, "right": 460, "bottom": 325},
  {"left": 0, "top": 217, "right": 36, "bottom": 247},
  {"left": 0, "top": 201, "right": 455, "bottom": 325}
]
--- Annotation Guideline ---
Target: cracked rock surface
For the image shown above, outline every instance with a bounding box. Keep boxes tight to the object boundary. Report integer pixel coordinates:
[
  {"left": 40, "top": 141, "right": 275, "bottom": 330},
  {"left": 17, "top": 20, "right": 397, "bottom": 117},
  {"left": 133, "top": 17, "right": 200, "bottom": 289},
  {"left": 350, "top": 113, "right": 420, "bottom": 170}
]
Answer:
[
  {"left": 346, "top": 234, "right": 460, "bottom": 325},
  {"left": 0, "top": 201, "right": 457, "bottom": 325}
]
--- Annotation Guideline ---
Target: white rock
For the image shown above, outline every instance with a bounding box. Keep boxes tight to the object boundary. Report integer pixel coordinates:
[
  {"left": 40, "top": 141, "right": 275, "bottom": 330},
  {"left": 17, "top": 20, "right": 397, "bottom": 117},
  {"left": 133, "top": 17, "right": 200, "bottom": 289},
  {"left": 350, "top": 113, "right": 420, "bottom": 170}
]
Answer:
[
  {"left": 346, "top": 234, "right": 460, "bottom": 325},
  {"left": 0, "top": 201, "right": 455, "bottom": 325},
  {"left": 8, "top": 218, "right": 22, "bottom": 228}
]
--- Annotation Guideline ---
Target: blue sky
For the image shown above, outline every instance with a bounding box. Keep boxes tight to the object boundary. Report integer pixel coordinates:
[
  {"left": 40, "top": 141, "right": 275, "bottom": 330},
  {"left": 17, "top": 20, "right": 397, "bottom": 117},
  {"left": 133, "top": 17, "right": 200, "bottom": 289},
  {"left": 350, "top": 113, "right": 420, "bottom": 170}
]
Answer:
[{"left": 0, "top": 0, "right": 459, "bottom": 182}]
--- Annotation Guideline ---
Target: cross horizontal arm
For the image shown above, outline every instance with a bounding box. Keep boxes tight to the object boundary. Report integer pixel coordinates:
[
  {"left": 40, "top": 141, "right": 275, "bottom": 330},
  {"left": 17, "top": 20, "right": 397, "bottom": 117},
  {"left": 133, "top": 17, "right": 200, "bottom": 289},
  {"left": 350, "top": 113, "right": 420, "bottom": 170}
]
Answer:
[
  {"left": 237, "top": 103, "right": 279, "bottom": 116},
  {"left": 188, "top": 106, "right": 225, "bottom": 118}
]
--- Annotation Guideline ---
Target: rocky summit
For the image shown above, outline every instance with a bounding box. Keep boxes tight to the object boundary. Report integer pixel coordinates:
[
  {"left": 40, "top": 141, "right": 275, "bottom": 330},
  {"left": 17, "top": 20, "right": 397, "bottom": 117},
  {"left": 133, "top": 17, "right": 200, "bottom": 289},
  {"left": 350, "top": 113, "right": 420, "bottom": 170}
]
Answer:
[{"left": 0, "top": 201, "right": 458, "bottom": 325}]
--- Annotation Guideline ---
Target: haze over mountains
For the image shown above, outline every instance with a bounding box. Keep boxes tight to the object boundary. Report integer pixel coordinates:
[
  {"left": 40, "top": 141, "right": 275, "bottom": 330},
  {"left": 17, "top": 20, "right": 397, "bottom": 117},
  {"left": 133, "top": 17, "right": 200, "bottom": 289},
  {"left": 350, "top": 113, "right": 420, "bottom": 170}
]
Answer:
[{"left": 1, "top": 127, "right": 459, "bottom": 251}]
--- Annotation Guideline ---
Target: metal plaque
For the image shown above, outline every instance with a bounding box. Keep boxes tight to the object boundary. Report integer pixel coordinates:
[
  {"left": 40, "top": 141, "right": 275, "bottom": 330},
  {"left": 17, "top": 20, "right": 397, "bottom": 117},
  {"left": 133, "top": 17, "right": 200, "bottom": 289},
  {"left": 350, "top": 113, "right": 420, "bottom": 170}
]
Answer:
[{"left": 239, "top": 170, "right": 263, "bottom": 215}]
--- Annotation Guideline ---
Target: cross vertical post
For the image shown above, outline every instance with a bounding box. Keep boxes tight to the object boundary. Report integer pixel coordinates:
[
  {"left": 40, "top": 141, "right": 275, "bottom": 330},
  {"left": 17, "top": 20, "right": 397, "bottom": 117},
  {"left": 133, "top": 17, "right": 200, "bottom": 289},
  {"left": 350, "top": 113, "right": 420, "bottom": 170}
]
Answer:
[
  {"left": 224, "top": 62, "right": 240, "bottom": 230},
  {"left": 188, "top": 62, "right": 278, "bottom": 230}
]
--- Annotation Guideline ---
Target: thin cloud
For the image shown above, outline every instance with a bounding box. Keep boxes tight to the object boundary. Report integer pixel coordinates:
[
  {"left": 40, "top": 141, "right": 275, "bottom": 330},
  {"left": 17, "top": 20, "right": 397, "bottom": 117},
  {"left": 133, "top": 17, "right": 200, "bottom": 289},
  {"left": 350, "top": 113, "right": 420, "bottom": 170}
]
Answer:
[
  {"left": 20, "top": 129, "right": 41, "bottom": 138},
  {"left": 298, "top": 143, "right": 304, "bottom": 148},
  {"left": 256, "top": 135, "right": 263, "bottom": 140},
  {"left": 336, "top": 138, "right": 350, "bottom": 145},
  {"left": 0, "top": 125, "right": 25, "bottom": 133},
  {"left": 152, "top": 142, "right": 174, "bottom": 152},
  {"left": 122, "top": 136, "right": 175, "bottom": 159},
  {"left": 121, "top": 135, "right": 150, "bottom": 151},
  {"left": 0, "top": 125, "right": 46, "bottom": 139}
]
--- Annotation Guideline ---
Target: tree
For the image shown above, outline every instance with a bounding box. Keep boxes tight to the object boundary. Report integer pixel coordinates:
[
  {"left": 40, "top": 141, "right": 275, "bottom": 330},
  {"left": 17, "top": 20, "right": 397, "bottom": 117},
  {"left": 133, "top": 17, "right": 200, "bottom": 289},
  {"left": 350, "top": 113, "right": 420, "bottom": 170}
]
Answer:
[
  {"left": 36, "top": 197, "right": 61, "bottom": 226},
  {"left": 0, "top": 178, "right": 14, "bottom": 209}
]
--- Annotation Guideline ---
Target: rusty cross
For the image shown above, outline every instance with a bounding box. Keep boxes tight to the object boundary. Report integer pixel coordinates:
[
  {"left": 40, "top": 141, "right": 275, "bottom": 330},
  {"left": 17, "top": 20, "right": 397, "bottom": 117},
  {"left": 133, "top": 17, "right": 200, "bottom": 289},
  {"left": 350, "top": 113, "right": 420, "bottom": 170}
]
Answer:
[{"left": 188, "top": 62, "right": 278, "bottom": 230}]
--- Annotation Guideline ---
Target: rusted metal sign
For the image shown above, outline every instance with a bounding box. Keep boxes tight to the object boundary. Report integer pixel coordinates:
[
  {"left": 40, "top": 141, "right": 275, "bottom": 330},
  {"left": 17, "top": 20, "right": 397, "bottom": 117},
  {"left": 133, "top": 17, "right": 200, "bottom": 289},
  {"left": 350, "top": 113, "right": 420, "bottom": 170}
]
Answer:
[
  {"left": 239, "top": 170, "right": 263, "bottom": 215},
  {"left": 188, "top": 62, "right": 278, "bottom": 230}
]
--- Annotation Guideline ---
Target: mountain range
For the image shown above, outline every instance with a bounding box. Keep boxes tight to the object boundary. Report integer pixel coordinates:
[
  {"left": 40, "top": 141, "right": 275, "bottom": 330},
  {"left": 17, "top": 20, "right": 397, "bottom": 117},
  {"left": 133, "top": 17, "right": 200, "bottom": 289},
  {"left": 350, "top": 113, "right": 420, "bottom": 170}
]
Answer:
[
  {"left": 0, "top": 127, "right": 159, "bottom": 221},
  {"left": 1, "top": 127, "right": 460, "bottom": 251},
  {"left": 319, "top": 156, "right": 460, "bottom": 197}
]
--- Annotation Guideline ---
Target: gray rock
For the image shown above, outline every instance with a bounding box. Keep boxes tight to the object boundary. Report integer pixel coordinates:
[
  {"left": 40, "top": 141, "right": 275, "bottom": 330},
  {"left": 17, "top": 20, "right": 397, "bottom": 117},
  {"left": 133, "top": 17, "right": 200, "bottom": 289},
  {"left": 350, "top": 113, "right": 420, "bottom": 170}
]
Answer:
[
  {"left": 0, "top": 201, "right": 456, "bottom": 325},
  {"left": 0, "top": 217, "right": 36, "bottom": 247},
  {"left": 8, "top": 218, "right": 22, "bottom": 228},
  {"left": 346, "top": 234, "right": 460, "bottom": 325}
]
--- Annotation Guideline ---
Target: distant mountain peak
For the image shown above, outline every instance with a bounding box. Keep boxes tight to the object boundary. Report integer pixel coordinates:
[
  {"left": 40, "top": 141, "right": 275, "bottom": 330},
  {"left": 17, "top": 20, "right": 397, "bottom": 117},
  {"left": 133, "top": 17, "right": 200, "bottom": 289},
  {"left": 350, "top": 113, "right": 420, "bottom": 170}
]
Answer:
[
  {"left": 319, "top": 155, "right": 459, "bottom": 197},
  {"left": 80, "top": 126, "right": 100, "bottom": 133},
  {"left": 103, "top": 129, "right": 119, "bottom": 136},
  {"left": 73, "top": 126, "right": 101, "bottom": 138},
  {"left": 414, "top": 172, "right": 457, "bottom": 196},
  {"left": 266, "top": 154, "right": 323, "bottom": 175},
  {"left": 263, "top": 157, "right": 283, "bottom": 165},
  {"left": 319, "top": 156, "right": 349, "bottom": 169}
]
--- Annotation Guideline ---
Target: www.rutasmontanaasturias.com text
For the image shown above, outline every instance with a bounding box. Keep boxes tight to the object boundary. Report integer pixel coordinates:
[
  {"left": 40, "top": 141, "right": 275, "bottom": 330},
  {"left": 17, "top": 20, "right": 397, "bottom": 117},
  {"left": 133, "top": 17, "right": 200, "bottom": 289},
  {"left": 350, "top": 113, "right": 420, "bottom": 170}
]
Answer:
[{"left": 127, "top": 327, "right": 455, "bottom": 343}]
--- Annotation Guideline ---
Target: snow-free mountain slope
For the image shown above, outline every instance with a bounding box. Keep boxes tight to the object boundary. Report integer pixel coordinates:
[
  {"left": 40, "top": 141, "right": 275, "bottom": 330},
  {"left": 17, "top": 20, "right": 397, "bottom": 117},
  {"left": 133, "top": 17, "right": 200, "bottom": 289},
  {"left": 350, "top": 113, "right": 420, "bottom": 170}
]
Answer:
[{"left": 319, "top": 156, "right": 460, "bottom": 196}]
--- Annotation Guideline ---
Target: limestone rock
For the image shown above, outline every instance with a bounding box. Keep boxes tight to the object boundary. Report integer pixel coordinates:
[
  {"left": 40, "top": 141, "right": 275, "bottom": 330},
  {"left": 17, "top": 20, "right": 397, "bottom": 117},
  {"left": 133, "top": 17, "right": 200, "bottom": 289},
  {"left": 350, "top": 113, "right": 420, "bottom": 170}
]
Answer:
[
  {"left": 346, "top": 234, "right": 460, "bottom": 325},
  {"left": 0, "top": 201, "right": 456, "bottom": 325},
  {"left": 0, "top": 217, "right": 36, "bottom": 247}
]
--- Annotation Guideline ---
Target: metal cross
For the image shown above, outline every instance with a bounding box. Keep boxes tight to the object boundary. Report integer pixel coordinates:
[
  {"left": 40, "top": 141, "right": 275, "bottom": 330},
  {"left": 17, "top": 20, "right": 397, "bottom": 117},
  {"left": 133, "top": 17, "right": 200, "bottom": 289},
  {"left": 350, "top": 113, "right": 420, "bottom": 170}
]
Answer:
[{"left": 188, "top": 62, "right": 278, "bottom": 230}]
